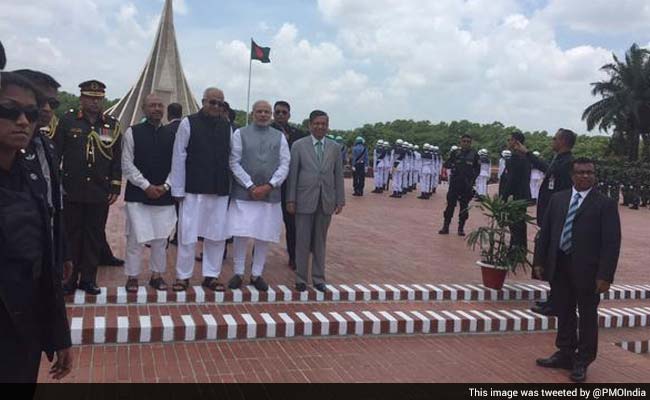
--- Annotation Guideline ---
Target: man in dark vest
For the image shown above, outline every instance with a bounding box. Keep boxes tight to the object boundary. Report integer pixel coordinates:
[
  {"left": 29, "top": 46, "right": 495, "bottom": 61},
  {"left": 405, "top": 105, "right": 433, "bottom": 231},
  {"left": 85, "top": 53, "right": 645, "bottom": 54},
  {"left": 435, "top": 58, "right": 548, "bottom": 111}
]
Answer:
[
  {"left": 55, "top": 80, "right": 122, "bottom": 295},
  {"left": 170, "top": 87, "right": 231, "bottom": 292},
  {"left": 439, "top": 134, "right": 480, "bottom": 236},
  {"left": 271, "top": 100, "right": 307, "bottom": 269},
  {"left": 226, "top": 100, "right": 290, "bottom": 291},
  {"left": 122, "top": 94, "right": 176, "bottom": 292}
]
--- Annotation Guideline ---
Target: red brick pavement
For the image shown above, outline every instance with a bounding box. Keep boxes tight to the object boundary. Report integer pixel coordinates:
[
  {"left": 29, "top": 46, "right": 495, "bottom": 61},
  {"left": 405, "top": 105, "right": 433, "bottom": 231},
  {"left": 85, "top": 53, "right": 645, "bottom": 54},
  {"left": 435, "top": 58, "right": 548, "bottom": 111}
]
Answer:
[
  {"left": 99, "top": 178, "right": 650, "bottom": 287},
  {"left": 38, "top": 328, "right": 650, "bottom": 383},
  {"left": 47, "top": 177, "right": 650, "bottom": 384}
]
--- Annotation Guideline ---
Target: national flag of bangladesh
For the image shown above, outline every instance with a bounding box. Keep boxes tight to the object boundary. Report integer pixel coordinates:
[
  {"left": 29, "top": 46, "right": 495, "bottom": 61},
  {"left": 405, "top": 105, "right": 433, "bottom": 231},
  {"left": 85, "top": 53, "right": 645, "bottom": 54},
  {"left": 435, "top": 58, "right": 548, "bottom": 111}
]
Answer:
[{"left": 251, "top": 39, "right": 271, "bottom": 63}]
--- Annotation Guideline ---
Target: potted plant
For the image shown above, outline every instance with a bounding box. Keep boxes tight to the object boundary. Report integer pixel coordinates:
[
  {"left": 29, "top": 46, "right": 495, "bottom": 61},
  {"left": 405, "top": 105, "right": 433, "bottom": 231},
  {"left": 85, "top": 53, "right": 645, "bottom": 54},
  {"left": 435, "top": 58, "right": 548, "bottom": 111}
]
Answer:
[{"left": 465, "top": 194, "right": 534, "bottom": 290}]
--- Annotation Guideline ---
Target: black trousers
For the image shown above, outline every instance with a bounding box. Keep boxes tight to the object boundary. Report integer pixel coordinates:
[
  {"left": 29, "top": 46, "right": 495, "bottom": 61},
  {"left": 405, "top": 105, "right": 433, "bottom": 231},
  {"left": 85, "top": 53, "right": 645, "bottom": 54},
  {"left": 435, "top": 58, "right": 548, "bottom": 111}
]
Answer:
[
  {"left": 64, "top": 200, "right": 107, "bottom": 285},
  {"left": 443, "top": 184, "right": 473, "bottom": 225},
  {"left": 281, "top": 185, "right": 297, "bottom": 264},
  {"left": 553, "top": 251, "right": 600, "bottom": 364},
  {"left": 98, "top": 203, "right": 116, "bottom": 260},
  {"left": 353, "top": 163, "right": 366, "bottom": 194},
  {"left": 510, "top": 220, "right": 528, "bottom": 250},
  {"left": 0, "top": 302, "right": 41, "bottom": 383}
]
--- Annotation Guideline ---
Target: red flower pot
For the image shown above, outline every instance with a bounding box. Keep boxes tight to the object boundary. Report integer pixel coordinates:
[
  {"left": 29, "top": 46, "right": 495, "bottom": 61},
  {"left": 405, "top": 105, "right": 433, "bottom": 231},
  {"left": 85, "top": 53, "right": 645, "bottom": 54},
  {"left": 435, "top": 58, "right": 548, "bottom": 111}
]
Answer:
[{"left": 477, "top": 261, "right": 508, "bottom": 290}]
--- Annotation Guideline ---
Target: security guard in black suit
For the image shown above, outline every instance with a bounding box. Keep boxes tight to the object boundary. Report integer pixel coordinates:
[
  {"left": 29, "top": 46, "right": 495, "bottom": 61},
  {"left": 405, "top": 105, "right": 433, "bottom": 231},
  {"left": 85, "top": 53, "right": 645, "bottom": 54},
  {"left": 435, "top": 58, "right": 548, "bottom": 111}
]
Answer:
[
  {"left": 55, "top": 80, "right": 122, "bottom": 295},
  {"left": 439, "top": 134, "right": 480, "bottom": 236},
  {"left": 0, "top": 70, "right": 72, "bottom": 383}
]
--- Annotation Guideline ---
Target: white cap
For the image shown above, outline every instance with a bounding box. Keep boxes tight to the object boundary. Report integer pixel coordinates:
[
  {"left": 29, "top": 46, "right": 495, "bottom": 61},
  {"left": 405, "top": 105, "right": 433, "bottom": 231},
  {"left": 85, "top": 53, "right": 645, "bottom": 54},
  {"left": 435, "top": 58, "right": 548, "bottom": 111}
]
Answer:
[
  {"left": 414, "top": 145, "right": 419, "bottom": 150},
  {"left": 533, "top": 151, "right": 540, "bottom": 156},
  {"left": 433, "top": 146, "right": 439, "bottom": 151},
  {"left": 396, "top": 139, "right": 404, "bottom": 145},
  {"left": 502, "top": 150, "right": 512, "bottom": 157},
  {"left": 451, "top": 145, "right": 459, "bottom": 151}
]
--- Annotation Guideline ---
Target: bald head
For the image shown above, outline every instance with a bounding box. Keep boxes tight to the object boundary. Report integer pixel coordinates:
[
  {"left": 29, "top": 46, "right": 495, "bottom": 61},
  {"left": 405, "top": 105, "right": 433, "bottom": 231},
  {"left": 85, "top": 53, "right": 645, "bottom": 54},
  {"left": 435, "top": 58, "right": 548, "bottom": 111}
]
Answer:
[
  {"left": 142, "top": 93, "right": 165, "bottom": 125},
  {"left": 252, "top": 100, "right": 272, "bottom": 127},
  {"left": 202, "top": 87, "right": 225, "bottom": 117}
]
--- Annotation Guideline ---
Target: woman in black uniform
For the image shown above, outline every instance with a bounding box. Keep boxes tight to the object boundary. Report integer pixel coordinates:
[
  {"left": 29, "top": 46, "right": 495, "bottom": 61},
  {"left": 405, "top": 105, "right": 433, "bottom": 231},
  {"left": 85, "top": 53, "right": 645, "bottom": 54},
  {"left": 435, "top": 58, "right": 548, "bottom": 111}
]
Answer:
[{"left": 0, "top": 70, "right": 72, "bottom": 382}]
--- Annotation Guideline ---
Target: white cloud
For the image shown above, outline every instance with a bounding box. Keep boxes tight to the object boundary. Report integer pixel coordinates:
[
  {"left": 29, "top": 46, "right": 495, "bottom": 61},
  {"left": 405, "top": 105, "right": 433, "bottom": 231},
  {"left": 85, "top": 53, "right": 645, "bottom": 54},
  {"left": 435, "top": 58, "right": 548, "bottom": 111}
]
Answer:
[
  {"left": 538, "top": 0, "right": 650, "bottom": 34},
  {"left": 315, "top": 0, "right": 615, "bottom": 132},
  {"left": 0, "top": 0, "right": 634, "bottom": 133}
]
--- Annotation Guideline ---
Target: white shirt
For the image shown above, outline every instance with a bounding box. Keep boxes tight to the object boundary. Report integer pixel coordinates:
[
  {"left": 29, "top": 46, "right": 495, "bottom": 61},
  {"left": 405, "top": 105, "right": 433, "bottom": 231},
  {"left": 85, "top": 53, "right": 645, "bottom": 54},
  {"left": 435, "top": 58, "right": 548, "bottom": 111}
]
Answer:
[
  {"left": 122, "top": 124, "right": 171, "bottom": 191},
  {"left": 311, "top": 134, "right": 327, "bottom": 151},
  {"left": 229, "top": 126, "right": 290, "bottom": 189},
  {"left": 569, "top": 186, "right": 593, "bottom": 210}
]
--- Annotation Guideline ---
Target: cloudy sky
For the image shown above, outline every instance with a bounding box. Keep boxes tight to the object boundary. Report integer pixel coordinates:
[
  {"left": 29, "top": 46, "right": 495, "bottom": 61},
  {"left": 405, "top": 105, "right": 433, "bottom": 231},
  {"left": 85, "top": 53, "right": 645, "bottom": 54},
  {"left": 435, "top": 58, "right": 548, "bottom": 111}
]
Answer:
[{"left": 2, "top": 0, "right": 649, "bottom": 132}]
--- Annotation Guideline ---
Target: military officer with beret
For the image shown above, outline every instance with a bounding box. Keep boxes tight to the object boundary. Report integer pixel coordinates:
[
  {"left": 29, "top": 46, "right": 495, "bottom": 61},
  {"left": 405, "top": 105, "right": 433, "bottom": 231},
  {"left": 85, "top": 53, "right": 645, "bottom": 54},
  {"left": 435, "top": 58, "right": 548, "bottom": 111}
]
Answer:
[{"left": 55, "top": 80, "right": 122, "bottom": 295}]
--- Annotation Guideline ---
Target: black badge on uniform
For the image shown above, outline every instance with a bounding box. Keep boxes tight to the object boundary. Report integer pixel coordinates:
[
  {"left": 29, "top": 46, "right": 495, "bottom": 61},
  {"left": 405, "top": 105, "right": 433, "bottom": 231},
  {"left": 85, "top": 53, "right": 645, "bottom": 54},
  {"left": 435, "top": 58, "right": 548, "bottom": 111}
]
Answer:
[{"left": 0, "top": 40, "right": 6, "bottom": 70}]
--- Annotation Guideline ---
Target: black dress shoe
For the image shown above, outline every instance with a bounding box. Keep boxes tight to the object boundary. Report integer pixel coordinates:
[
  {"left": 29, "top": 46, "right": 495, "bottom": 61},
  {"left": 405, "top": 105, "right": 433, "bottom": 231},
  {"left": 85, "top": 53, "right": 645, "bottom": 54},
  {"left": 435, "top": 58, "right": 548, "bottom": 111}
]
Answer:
[
  {"left": 295, "top": 283, "right": 307, "bottom": 292},
  {"left": 78, "top": 282, "right": 101, "bottom": 296},
  {"left": 228, "top": 274, "right": 243, "bottom": 290},
  {"left": 536, "top": 352, "right": 574, "bottom": 370},
  {"left": 100, "top": 256, "right": 125, "bottom": 267},
  {"left": 570, "top": 363, "right": 587, "bottom": 382},
  {"left": 531, "top": 304, "right": 558, "bottom": 316},
  {"left": 438, "top": 226, "right": 450, "bottom": 235},
  {"left": 314, "top": 283, "right": 328, "bottom": 293}
]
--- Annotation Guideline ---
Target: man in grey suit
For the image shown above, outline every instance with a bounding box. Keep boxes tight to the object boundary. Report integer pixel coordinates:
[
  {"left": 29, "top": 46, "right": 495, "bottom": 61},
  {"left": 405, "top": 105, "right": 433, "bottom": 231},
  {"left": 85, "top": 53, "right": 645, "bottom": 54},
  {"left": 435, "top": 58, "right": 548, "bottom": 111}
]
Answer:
[{"left": 286, "top": 110, "right": 345, "bottom": 292}]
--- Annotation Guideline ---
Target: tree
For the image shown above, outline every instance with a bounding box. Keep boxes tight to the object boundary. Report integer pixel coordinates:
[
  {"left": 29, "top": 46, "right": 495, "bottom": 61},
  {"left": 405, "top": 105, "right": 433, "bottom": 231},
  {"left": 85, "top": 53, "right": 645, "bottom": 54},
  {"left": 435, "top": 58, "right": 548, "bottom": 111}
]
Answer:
[
  {"left": 55, "top": 91, "right": 120, "bottom": 119},
  {"left": 582, "top": 43, "right": 650, "bottom": 161}
]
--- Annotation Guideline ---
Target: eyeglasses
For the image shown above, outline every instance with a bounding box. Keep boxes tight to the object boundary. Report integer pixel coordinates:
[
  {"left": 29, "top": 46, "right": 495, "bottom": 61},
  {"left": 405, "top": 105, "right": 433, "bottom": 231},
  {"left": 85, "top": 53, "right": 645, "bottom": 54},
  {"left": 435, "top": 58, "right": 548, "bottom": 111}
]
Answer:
[
  {"left": 205, "top": 99, "right": 225, "bottom": 107},
  {"left": 0, "top": 103, "right": 40, "bottom": 123}
]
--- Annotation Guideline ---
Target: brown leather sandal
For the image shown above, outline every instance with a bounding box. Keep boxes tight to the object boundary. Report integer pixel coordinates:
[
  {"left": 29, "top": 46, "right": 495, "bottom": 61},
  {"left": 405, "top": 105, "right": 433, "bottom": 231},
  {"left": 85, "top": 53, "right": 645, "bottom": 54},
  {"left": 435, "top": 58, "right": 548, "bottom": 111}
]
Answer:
[
  {"left": 172, "top": 278, "right": 190, "bottom": 292},
  {"left": 202, "top": 277, "right": 225, "bottom": 292},
  {"left": 149, "top": 276, "right": 168, "bottom": 291},
  {"left": 125, "top": 278, "right": 139, "bottom": 293}
]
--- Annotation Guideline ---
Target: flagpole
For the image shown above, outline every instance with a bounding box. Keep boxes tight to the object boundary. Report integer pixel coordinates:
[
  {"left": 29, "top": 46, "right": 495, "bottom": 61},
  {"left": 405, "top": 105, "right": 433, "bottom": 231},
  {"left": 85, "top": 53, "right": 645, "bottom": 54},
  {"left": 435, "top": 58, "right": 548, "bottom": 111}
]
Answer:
[{"left": 246, "top": 38, "right": 253, "bottom": 127}]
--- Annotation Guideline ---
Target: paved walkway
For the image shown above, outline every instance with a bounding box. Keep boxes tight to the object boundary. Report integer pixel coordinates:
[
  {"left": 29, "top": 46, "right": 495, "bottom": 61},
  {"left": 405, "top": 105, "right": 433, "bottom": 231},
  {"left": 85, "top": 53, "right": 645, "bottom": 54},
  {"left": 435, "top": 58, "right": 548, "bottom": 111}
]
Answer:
[{"left": 44, "top": 178, "right": 650, "bottom": 383}]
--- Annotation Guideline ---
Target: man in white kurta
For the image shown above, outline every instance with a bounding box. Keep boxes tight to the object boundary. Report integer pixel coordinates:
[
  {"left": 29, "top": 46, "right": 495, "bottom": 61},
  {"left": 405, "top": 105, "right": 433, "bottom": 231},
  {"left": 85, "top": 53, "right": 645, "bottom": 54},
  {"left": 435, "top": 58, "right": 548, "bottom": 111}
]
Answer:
[
  {"left": 226, "top": 101, "right": 290, "bottom": 291},
  {"left": 170, "top": 87, "right": 232, "bottom": 292},
  {"left": 122, "top": 94, "right": 176, "bottom": 292}
]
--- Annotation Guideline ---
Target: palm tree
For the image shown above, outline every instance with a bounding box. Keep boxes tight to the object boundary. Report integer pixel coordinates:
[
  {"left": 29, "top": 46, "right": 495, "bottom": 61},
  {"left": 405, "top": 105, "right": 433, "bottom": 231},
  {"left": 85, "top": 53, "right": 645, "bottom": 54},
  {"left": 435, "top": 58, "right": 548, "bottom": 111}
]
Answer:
[{"left": 582, "top": 43, "right": 650, "bottom": 161}]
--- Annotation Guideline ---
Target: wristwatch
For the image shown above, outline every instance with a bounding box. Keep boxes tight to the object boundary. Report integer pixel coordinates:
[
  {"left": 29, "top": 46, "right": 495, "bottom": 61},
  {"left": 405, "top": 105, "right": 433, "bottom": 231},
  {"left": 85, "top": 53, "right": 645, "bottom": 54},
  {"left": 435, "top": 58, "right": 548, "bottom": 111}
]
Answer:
[{"left": 163, "top": 183, "right": 171, "bottom": 192}]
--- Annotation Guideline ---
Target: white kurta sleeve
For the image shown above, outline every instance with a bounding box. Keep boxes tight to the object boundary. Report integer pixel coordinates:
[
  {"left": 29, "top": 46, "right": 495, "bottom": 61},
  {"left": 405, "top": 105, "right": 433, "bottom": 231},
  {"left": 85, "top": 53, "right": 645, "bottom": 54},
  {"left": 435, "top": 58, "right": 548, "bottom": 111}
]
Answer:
[
  {"left": 170, "top": 117, "right": 191, "bottom": 197},
  {"left": 229, "top": 129, "right": 254, "bottom": 189},
  {"left": 269, "top": 134, "right": 290, "bottom": 188},
  {"left": 121, "top": 127, "right": 151, "bottom": 190}
]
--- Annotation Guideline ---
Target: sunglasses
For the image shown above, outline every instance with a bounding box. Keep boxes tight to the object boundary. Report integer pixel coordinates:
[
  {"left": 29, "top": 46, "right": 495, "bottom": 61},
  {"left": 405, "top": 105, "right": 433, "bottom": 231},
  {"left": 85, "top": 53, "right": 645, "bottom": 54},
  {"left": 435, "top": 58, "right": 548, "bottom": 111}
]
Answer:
[
  {"left": 0, "top": 103, "right": 40, "bottom": 123},
  {"left": 205, "top": 99, "right": 225, "bottom": 107}
]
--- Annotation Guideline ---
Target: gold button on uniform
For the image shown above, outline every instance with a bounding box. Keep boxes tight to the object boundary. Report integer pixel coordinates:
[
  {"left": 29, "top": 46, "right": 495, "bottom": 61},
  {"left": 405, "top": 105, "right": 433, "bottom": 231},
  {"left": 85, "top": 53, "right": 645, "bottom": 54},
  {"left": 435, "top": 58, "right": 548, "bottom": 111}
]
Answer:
[{"left": 86, "top": 177, "right": 91, "bottom": 182}]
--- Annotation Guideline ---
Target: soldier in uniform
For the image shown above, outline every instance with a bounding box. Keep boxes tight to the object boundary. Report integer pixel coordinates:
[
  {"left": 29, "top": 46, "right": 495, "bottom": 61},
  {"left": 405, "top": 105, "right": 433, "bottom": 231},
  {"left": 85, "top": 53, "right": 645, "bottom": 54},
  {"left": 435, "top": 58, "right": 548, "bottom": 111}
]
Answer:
[
  {"left": 475, "top": 148, "right": 490, "bottom": 199},
  {"left": 418, "top": 143, "right": 434, "bottom": 199},
  {"left": 55, "top": 80, "right": 122, "bottom": 295},
  {"left": 431, "top": 145, "right": 442, "bottom": 194},
  {"left": 439, "top": 134, "right": 480, "bottom": 236},
  {"left": 372, "top": 140, "right": 386, "bottom": 193},
  {"left": 390, "top": 139, "right": 406, "bottom": 198}
]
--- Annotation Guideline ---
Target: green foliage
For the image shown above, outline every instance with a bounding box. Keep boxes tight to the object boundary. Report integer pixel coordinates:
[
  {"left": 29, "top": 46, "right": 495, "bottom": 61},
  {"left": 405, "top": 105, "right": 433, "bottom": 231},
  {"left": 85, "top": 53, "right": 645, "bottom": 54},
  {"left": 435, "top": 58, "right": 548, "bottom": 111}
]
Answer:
[
  {"left": 54, "top": 91, "right": 119, "bottom": 119},
  {"left": 582, "top": 43, "right": 650, "bottom": 161},
  {"left": 465, "top": 195, "right": 534, "bottom": 274}
]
